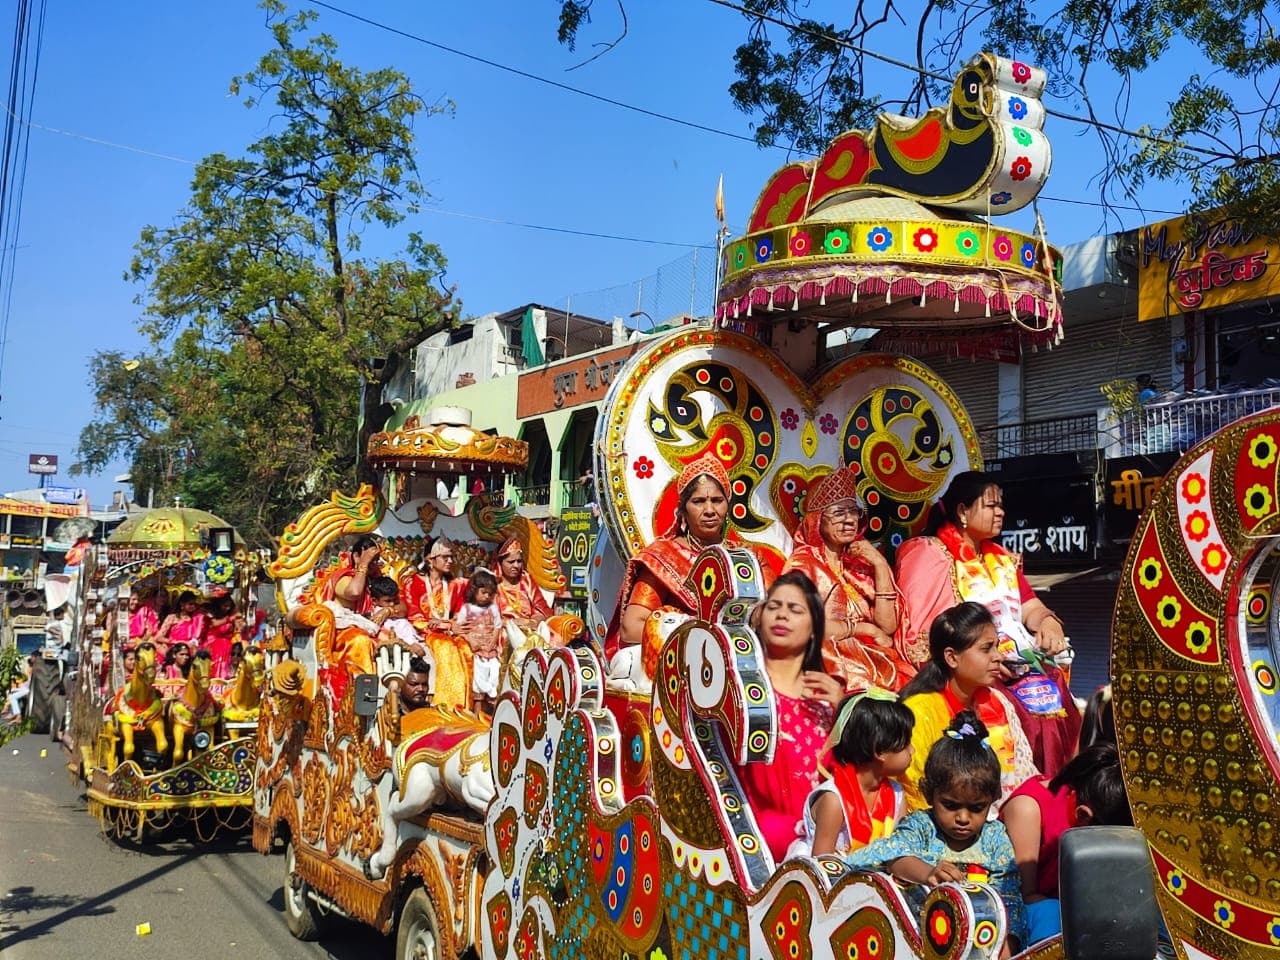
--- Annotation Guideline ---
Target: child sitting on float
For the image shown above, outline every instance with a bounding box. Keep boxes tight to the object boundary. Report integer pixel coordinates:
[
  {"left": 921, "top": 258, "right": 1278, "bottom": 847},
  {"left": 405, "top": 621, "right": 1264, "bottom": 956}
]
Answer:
[
  {"left": 369, "top": 576, "right": 424, "bottom": 648},
  {"left": 896, "top": 602, "right": 1039, "bottom": 811},
  {"left": 789, "top": 688, "right": 914, "bottom": 858},
  {"left": 844, "top": 711, "right": 1028, "bottom": 954},
  {"left": 1000, "top": 740, "right": 1130, "bottom": 944}
]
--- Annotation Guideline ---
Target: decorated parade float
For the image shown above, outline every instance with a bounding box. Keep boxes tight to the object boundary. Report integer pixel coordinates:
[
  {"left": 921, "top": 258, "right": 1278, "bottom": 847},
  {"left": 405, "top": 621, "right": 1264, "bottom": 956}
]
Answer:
[
  {"left": 252, "top": 52, "right": 1279, "bottom": 960},
  {"left": 69, "top": 505, "right": 265, "bottom": 842}
]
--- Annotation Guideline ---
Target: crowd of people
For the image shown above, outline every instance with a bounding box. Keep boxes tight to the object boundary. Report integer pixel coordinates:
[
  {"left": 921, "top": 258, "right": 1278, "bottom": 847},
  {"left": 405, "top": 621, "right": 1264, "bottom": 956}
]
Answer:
[
  {"left": 605, "top": 453, "right": 1122, "bottom": 952},
  {"left": 102, "top": 588, "right": 268, "bottom": 686}
]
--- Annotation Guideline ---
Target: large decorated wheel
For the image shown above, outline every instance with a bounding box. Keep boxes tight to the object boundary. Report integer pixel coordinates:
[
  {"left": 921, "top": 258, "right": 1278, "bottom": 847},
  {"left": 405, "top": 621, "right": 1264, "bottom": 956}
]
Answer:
[
  {"left": 595, "top": 328, "right": 981, "bottom": 565},
  {"left": 1113, "top": 409, "right": 1280, "bottom": 960}
]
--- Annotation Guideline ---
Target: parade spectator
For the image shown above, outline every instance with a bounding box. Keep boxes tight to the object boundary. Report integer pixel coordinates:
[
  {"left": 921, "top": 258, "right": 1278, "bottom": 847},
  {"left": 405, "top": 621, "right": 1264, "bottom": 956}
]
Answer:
[
  {"left": 896, "top": 603, "right": 1038, "bottom": 812},
  {"left": 896, "top": 471, "right": 1081, "bottom": 776},
  {"left": 782, "top": 464, "right": 915, "bottom": 692}
]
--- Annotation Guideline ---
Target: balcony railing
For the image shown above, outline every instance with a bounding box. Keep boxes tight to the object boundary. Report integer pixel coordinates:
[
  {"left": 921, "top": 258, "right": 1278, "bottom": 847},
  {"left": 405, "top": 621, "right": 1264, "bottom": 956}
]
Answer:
[
  {"left": 512, "top": 483, "right": 550, "bottom": 507},
  {"left": 1107, "top": 385, "right": 1280, "bottom": 456},
  {"left": 976, "top": 413, "right": 1100, "bottom": 460},
  {"left": 561, "top": 481, "right": 594, "bottom": 508}
]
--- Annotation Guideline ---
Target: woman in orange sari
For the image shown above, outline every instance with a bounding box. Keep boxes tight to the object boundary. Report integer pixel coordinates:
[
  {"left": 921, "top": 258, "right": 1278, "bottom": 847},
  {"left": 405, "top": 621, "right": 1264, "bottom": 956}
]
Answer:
[
  {"left": 315, "top": 535, "right": 383, "bottom": 698},
  {"left": 493, "top": 538, "right": 553, "bottom": 633},
  {"left": 609, "top": 452, "right": 732, "bottom": 657},
  {"left": 782, "top": 464, "right": 917, "bottom": 692},
  {"left": 403, "top": 538, "right": 473, "bottom": 709}
]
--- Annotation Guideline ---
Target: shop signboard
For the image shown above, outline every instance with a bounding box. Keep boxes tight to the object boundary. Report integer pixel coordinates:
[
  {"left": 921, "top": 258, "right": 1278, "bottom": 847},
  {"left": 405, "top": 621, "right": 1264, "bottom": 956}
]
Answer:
[
  {"left": 1138, "top": 213, "right": 1280, "bottom": 321},
  {"left": 987, "top": 454, "right": 1097, "bottom": 566},
  {"left": 1104, "top": 453, "right": 1180, "bottom": 542},
  {"left": 28, "top": 453, "right": 57, "bottom": 475},
  {"left": 556, "top": 507, "right": 597, "bottom": 598}
]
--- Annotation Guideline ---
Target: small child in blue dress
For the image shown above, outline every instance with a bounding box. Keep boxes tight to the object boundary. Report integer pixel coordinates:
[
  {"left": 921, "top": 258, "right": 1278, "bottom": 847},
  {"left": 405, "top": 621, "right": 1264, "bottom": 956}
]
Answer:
[{"left": 843, "top": 710, "right": 1028, "bottom": 953}]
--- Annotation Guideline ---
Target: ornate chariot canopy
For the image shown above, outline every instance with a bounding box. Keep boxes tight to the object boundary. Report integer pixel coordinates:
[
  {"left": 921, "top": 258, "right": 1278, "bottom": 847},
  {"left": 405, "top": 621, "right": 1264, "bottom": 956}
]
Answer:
[{"left": 715, "top": 53, "right": 1063, "bottom": 362}]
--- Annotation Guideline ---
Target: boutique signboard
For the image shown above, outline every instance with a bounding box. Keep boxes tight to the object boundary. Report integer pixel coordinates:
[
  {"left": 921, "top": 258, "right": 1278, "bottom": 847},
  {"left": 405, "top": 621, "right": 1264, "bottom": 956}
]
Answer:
[{"left": 1138, "top": 213, "right": 1280, "bottom": 321}]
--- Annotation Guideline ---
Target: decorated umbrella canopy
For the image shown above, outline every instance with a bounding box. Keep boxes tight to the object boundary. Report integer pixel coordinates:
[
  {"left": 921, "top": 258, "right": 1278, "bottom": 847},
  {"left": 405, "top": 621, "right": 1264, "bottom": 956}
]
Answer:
[
  {"left": 107, "top": 506, "right": 245, "bottom": 551},
  {"left": 715, "top": 52, "right": 1063, "bottom": 363}
]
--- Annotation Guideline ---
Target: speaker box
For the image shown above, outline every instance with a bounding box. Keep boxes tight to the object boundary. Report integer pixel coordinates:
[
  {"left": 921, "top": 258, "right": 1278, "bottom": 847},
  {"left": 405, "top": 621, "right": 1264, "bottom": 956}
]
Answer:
[
  {"left": 5, "top": 589, "right": 21, "bottom": 608},
  {"left": 1059, "top": 826, "right": 1158, "bottom": 960}
]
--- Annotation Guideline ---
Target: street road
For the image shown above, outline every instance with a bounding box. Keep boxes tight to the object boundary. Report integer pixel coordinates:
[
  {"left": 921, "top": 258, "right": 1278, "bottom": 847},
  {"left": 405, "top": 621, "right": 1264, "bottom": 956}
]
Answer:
[{"left": 0, "top": 732, "right": 381, "bottom": 959}]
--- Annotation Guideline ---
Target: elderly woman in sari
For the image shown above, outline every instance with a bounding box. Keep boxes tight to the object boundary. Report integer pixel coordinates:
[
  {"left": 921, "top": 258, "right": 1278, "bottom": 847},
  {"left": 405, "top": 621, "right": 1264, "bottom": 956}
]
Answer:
[
  {"left": 608, "top": 452, "right": 735, "bottom": 659},
  {"left": 782, "top": 464, "right": 917, "bottom": 692},
  {"left": 403, "top": 538, "right": 473, "bottom": 710},
  {"left": 895, "top": 471, "right": 1080, "bottom": 776},
  {"left": 493, "top": 537, "right": 553, "bottom": 633}
]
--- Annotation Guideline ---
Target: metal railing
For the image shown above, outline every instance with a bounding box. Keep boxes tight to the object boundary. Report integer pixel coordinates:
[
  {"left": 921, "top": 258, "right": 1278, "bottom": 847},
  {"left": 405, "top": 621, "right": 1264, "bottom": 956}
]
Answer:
[
  {"left": 976, "top": 413, "right": 1100, "bottom": 460},
  {"left": 561, "top": 481, "right": 594, "bottom": 508},
  {"left": 1107, "top": 385, "right": 1280, "bottom": 456},
  {"left": 512, "top": 483, "right": 551, "bottom": 507}
]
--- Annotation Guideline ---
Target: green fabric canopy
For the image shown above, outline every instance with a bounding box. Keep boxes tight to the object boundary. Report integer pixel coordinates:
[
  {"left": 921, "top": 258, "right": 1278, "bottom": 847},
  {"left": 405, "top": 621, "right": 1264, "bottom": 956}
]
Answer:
[{"left": 520, "top": 306, "right": 545, "bottom": 366}]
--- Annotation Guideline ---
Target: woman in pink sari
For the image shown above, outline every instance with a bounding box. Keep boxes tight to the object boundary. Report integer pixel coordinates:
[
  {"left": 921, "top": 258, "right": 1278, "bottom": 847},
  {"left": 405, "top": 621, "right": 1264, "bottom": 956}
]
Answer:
[
  {"left": 895, "top": 471, "right": 1080, "bottom": 776},
  {"left": 127, "top": 593, "right": 159, "bottom": 643},
  {"left": 156, "top": 590, "right": 208, "bottom": 661},
  {"left": 782, "top": 464, "right": 917, "bottom": 692}
]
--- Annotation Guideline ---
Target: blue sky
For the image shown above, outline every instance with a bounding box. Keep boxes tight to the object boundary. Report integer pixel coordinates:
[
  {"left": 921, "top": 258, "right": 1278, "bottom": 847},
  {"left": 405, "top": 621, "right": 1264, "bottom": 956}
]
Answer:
[{"left": 0, "top": 1, "right": 1193, "bottom": 508}]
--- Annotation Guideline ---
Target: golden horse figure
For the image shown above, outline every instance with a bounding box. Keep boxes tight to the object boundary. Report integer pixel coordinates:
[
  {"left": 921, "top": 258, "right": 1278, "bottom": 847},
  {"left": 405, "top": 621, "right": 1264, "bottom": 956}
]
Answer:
[
  {"left": 111, "top": 645, "right": 168, "bottom": 762},
  {"left": 221, "top": 648, "right": 267, "bottom": 724},
  {"left": 169, "top": 652, "right": 221, "bottom": 765}
]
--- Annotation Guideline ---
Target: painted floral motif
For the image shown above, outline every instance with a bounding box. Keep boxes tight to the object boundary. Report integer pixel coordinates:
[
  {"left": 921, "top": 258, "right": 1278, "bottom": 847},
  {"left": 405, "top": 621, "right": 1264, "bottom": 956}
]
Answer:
[
  {"left": 1213, "top": 900, "right": 1236, "bottom": 929},
  {"left": 1267, "top": 917, "right": 1280, "bottom": 946},
  {"left": 1185, "top": 621, "right": 1212, "bottom": 655},
  {"left": 1010, "top": 156, "right": 1033, "bottom": 181},
  {"left": 956, "top": 230, "right": 980, "bottom": 257},
  {"left": 823, "top": 228, "right": 849, "bottom": 254},
  {"left": 650, "top": 415, "right": 668, "bottom": 434},
  {"left": 1249, "top": 432, "right": 1277, "bottom": 468},
  {"left": 1244, "top": 483, "right": 1274, "bottom": 519},
  {"left": 1156, "top": 596, "right": 1182, "bottom": 628},
  {"left": 755, "top": 237, "right": 774, "bottom": 263},
  {"left": 1184, "top": 510, "right": 1210, "bottom": 542},
  {"left": 780, "top": 408, "right": 800, "bottom": 431},
  {"left": 866, "top": 225, "right": 894, "bottom": 251},
  {"left": 990, "top": 191, "right": 1012, "bottom": 205},
  {"left": 1201, "top": 543, "right": 1227, "bottom": 574},
  {"left": 1138, "top": 558, "right": 1163, "bottom": 589},
  {"left": 1012, "top": 126, "right": 1033, "bottom": 146},
  {"left": 633, "top": 456, "right": 654, "bottom": 479},
  {"left": 789, "top": 231, "right": 812, "bottom": 257},
  {"left": 1011, "top": 61, "right": 1032, "bottom": 84},
  {"left": 1166, "top": 869, "right": 1187, "bottom": 896},
  {"left": 733, "top": 244, "right": 749, "bottom": 268},
  {"left": 1180, "top": 473, "right": 1206, "bottom": 503},
  {"left": 819, "top": 413, "right": 839, "bottom": 435},
  {"left": 992, "top": 235, "right": 1013, "bottom": 261},
  {"left": 912, "top": 227, "right": 939, "bottom": 252},
  {"left": 1008, "top": 96, "right": 1027, "bottom": 119},
  {"left": 1020, "top": 242, "right": 1037, "bottom": 268}
]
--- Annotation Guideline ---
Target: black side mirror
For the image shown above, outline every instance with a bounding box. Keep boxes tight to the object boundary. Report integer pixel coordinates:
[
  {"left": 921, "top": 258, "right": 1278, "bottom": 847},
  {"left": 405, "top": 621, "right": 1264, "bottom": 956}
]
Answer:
[
  {"left": 1059, "top": 826, "right": 1158, "bottom": 960},
  {"left": 352, "top": 673, "right": 381, "bottom": 717}
]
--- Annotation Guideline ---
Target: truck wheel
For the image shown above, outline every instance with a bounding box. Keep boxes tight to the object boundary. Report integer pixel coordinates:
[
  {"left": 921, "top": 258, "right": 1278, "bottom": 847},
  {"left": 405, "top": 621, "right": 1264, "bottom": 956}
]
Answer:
[
  {"left": 283, "top": 840, "right": 327, "bottom": 941},
  {"left": 395, "top": 888, "right": 441, "bottom": 960}
]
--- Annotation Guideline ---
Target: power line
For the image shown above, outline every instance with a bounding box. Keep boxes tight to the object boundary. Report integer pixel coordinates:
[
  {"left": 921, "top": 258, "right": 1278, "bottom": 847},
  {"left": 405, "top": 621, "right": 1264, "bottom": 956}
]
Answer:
[
  {"left": 308, "top": 0, "right": 766, "bottom": 147},
  {"left": 703, "top": 0, "right": 1242, "bottom": 164}
]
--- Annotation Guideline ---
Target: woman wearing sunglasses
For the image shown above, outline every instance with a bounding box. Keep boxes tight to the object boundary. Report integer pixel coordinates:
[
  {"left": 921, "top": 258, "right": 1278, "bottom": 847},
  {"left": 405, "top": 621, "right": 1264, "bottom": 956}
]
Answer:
[{"left": 780, "top": 464, "right": 916, "bottom": 693}]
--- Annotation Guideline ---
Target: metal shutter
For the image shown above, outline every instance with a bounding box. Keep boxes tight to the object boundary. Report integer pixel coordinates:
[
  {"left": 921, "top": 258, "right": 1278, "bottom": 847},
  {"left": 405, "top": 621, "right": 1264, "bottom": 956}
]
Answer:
[
  {"left": 1023, "top": 312, "right": 1171, "bottom": 420},
  {"left": 927, "top": 355, "right": 1002, "bottom": 432},
  {"left": 1036, "top": 576, "right": 1118, "bottom": 699}
]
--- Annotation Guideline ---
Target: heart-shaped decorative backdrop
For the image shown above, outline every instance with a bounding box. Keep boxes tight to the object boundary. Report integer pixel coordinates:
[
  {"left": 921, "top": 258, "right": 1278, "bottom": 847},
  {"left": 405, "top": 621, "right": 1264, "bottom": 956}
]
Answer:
[{"left": 597, "top": 328, "right": 982, "bottom": 564}]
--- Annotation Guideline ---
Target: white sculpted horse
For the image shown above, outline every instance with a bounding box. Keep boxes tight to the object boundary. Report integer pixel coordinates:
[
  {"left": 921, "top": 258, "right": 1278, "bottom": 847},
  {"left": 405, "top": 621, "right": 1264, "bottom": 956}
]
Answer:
[{"left": 366, "top": 616, "right": 579, "bottom": 879}]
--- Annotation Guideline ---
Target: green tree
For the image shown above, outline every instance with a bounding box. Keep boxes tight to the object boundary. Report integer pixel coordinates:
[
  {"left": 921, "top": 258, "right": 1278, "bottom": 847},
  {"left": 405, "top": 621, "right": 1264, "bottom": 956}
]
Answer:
[
  {"left": 74, "top": 3, "right": 458, "bottom": 545},
  {"left": 557, "top": 0, "right": 1280, "bottom": 225}
]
